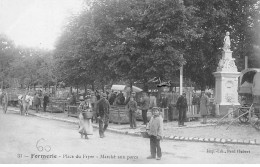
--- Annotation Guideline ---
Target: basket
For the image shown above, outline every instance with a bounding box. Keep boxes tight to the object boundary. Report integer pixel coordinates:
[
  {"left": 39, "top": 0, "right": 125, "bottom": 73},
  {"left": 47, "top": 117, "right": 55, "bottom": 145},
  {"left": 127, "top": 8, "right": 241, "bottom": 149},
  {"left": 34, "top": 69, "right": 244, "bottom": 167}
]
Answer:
[
  {"left": 141, "top": 131, "right": 150, "bottom": 138},
  {"left": 140, "top": 127, "right": 150, "bottom": 138},
  {"left": 82, "top": 110, "right": 93, "bottom": 119}
]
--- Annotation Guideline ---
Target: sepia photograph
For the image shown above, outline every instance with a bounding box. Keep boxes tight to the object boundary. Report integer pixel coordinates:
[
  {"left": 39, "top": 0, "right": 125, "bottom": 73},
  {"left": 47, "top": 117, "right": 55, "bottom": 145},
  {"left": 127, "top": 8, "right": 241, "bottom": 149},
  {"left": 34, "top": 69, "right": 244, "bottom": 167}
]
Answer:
[{"left": 0, "top": 0, "right": 260, "bottom": 164}]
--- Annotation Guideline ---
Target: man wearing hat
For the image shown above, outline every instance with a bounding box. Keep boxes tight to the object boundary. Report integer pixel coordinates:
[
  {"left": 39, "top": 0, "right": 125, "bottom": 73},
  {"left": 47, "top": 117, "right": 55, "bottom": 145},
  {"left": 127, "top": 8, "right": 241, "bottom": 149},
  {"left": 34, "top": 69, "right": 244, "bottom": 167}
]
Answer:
[
  {"left": 176, "top": 92, "right": 188, "bottom": 126},
  {"left": 96, "top": 92, "right": 110, "bottom": 138},
  {"left": 140, "top": 92, "right": 150, "bottom": 125}
]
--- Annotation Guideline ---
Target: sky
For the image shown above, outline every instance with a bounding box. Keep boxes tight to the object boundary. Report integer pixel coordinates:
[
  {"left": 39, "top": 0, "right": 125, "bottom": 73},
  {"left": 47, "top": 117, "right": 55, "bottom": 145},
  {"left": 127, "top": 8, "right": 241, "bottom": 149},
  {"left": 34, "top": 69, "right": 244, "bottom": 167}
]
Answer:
[{"left": 0, "top": 0, "right": 84, "bottom": 50}]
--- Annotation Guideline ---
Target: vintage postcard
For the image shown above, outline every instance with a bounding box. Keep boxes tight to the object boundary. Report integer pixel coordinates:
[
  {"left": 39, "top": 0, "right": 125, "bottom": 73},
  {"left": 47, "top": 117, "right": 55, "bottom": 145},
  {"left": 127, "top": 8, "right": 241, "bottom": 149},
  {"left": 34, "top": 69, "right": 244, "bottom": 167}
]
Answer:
[{"left": 1, "top": 0, "right": 260, "bottom": 164}]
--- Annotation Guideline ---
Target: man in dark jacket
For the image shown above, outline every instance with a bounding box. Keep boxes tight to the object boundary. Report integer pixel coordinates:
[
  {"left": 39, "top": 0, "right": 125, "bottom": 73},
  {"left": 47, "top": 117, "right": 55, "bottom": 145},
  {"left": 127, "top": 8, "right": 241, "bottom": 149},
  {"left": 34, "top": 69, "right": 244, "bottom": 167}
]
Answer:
[
  {"left": 43, "top": 93, "right": 50, "bottom": 112},
  {"left": 140, "top": 92, "right": 150, "bottom": 125},
  {"left": 159, "top": 93, "right": 168, "bottom": 108},
  {"left": 96, "top": 93, "right": 110, "bottom": 138},
  {"left": 109, "top": 92, "right": 116, "bottom": 105},
  {"left": 176, "top": 92, "right": 188, "bottom": 127}
]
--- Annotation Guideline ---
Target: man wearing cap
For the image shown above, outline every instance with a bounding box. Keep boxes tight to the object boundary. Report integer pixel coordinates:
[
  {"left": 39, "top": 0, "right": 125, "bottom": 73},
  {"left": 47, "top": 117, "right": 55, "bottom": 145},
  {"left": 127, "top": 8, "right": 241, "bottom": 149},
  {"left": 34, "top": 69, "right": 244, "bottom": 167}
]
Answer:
[
  {"left": 126, "top": 95, "right": 138, "bottom": 129},
  {"left": 176, "top": 92, "right": 188, "bottom": 126},
  {"left": 140, "top": 92, "right": 150, "bottom": 125},
  {"left": 96, "top": 92, "right": 110, "bottom": 138}
]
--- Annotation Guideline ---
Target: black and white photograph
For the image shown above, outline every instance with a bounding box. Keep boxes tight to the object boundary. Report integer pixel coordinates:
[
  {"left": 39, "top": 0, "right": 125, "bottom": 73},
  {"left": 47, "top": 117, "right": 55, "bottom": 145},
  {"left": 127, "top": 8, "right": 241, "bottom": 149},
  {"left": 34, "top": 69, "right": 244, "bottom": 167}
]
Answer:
[{"left": 0, "top": 0, "right": 260, "bottom": 164}]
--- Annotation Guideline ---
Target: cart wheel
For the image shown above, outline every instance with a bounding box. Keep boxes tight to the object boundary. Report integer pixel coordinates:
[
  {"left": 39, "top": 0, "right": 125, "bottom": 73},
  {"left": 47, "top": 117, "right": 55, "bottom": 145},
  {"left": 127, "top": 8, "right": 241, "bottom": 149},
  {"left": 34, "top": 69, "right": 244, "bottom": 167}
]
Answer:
[
  {"left": 253, "top": 120, "right": 260, "bottom": 131},
  {"left": 238, "top": 108, "right": 249, "bottom": 123}
]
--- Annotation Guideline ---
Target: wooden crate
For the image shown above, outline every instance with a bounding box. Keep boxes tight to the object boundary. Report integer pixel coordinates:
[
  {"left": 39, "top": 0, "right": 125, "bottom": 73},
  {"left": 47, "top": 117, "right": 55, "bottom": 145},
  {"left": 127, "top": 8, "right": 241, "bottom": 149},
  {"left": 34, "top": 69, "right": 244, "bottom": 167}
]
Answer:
[
  {"left": 109, "top": 105, "right": 129, "bottom": 124},
  {"left": 68, "top": 105, "right": 78, "bottom": 117}
]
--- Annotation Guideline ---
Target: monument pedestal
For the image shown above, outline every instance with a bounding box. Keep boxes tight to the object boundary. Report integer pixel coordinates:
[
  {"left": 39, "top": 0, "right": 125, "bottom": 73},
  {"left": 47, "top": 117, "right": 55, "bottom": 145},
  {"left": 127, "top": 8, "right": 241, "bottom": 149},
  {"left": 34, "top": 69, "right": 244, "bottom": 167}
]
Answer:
[{"left": 213, "top": 50, "right": 240, "bottom": 116}]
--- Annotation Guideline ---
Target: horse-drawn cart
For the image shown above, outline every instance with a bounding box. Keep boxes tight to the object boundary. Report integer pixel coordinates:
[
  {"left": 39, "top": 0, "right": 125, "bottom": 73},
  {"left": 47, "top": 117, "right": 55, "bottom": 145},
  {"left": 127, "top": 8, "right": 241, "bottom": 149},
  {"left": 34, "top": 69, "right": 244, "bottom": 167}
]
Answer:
[{"left": 216, "top": 68, "right": 260, "bottom": 130}]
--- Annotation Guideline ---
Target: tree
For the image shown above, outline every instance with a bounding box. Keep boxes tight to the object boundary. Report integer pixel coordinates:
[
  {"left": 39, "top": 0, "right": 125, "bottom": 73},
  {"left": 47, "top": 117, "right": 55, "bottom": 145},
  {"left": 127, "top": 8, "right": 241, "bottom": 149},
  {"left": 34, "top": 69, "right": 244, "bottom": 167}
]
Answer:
[
  {"left": 0, "top": 34, "right": 16, "bottom": 89},
  {"left": 183, "top": 0, "right": 260, "bottom": 89},
  {"left": 90, "top": 0, "right": 203, "bottom": 91},
  {"left": 10, "top": 47, "right": 56, "bottom": 89}
]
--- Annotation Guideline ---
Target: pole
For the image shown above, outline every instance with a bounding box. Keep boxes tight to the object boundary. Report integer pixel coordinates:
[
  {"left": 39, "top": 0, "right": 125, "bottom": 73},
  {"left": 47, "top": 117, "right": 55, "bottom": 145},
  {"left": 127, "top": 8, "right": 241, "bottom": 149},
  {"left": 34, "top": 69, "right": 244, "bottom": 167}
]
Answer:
[
  {"left": 180, "top": 65, "right": 183, "bottom": 95},
  {"left": 1, "top": 81, "right": 3, "bottom": 92},
  {"left": 245, "top": 56, "right": 248, "bottom": 69}
]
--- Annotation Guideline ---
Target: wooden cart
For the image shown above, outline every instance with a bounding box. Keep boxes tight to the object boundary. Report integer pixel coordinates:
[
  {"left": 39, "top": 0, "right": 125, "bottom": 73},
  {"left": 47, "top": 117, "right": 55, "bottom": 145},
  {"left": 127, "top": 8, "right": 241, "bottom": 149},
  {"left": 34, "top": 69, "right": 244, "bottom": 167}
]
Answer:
[{"left": 216, "top": 68, "right": 260, "bottom": 130}]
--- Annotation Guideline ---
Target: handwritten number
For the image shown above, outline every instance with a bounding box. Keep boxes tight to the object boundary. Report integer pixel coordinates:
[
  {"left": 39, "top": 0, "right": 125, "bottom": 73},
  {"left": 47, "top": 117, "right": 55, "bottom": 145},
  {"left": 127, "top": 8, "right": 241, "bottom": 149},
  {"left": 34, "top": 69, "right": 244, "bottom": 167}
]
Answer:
[
  {"left": 36, "top": 138, "right": 51, "bottom": 152},
  {"left": 45, "top": 145, "right": 51, "bottom": 152}
]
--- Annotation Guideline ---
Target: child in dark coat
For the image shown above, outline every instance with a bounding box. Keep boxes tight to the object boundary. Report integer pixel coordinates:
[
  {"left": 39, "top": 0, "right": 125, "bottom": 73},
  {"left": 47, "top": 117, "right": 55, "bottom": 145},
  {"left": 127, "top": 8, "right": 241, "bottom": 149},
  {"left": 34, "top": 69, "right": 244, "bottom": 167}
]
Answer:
[{"left": 146, "top": 107, "right": 163, "bottom": 160}]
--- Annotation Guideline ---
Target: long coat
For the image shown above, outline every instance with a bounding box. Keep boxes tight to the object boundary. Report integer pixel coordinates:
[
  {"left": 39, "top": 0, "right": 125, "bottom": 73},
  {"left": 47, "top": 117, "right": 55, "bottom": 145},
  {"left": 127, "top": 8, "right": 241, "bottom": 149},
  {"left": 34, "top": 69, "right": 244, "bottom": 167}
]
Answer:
[{"left": 200, "top": 95, "right": 210, "bottom": 116}]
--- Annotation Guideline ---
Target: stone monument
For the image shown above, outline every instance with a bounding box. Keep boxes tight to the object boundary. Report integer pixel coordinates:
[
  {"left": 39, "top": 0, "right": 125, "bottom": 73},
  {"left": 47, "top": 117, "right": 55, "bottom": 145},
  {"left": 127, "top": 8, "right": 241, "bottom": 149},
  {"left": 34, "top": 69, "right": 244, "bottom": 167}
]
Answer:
[{"left": 213, "top": 32, "right": 240, "bottom": 116}]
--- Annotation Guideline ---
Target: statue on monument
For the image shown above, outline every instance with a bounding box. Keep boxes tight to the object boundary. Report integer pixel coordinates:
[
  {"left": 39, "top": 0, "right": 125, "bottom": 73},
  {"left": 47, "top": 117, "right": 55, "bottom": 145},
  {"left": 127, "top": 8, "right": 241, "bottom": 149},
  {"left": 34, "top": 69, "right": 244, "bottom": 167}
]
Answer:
[{"left": 223, "top": 31, "right": 231, "bottom": 51}]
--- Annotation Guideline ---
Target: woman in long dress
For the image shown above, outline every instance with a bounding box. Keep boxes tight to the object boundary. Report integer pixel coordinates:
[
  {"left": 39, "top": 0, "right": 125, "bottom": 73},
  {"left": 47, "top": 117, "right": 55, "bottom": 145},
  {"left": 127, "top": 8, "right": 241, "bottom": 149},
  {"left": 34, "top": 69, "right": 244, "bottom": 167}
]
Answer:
[{"left": 78, "top": 95, "right": 93, "bottom": 139}]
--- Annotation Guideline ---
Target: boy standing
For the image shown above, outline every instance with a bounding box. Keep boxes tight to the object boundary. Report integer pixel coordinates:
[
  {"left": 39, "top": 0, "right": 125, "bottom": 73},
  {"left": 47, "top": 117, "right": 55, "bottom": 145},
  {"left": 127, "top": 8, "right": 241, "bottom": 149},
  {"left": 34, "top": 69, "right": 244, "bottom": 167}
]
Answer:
[
  {"left": 127, "top": 96, "right": 138, "bottom": 129},
  {"left": 146, "top": 107, "right": 163, "bottom": 160}
]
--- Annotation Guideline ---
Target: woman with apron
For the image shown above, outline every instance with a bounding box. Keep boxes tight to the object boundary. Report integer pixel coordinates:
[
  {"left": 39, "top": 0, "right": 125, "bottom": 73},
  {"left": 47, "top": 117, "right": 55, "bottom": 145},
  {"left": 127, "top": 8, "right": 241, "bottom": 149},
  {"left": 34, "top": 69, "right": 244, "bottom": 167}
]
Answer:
[{"left": 78, "top": 95, "right": 93, "bottom": 139}]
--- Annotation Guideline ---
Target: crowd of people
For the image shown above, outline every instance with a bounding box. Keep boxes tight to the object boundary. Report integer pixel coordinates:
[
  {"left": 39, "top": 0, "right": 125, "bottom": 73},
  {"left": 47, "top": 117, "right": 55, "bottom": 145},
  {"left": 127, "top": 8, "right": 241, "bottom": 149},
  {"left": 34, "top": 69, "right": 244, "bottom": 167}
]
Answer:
[{"left": 1, "top": 88, "right": 211, "bottom": 161}]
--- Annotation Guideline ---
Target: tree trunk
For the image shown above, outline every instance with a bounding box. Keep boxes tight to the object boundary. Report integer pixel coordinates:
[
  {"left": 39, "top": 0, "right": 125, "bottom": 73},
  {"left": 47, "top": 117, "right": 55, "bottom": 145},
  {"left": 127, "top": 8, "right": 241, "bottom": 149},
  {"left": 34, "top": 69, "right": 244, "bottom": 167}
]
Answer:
[
  {"left": 76, "top": 84, "right": 79, "bottom": 96},
  {"left": 84, "top": 83, "right": 87, "bottom": 96},
  {"left": 101, "top": 80, "right": 105, "bottom": 92},
  {"left": 70, "top": 87, "right": 72, "bottom": 94},
  {"left": 91, "top": 80, "right": 95, "bottom": 91},
  {"left": 142, "top": 78, "right": 148, "bottom": 92},
  {"left": 129, "top": 79, "right": 133, "bottom": 94},
  {"left": 1, "top": 81, "right": 3, "bottom": 92}
]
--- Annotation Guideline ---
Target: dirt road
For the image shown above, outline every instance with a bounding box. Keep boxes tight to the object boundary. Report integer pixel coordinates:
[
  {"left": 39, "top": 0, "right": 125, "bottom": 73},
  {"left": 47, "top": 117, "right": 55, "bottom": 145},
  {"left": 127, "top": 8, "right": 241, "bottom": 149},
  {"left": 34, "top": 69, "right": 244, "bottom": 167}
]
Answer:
[{"left": 0, "top": 110, "right": 260, "bottom": 164}]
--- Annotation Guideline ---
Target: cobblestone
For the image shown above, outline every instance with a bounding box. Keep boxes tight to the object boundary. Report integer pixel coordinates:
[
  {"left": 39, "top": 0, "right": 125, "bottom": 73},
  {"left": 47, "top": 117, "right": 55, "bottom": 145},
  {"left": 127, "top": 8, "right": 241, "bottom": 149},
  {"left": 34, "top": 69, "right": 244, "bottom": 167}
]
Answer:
[
  {"left": 231, "top": 139, "right": 238, "bottom": 143},
  {"left": 215, "top": 138, "right": 221, "bottom": 142},
  {"left": 193, "top": 137, "right": 199, "bottom": 141},
  {"left": 179, "top": 136, "right": 185, "bottom": 140},
  {"left": 204, "top": 138, "right": 209, "bottom": 142},
  {"left": 174, "top": 136, "right": 180, "bottom": 140},
  {"left": 237, "top": 139, "right": 243, "bottom": 144},
  {"left": 198, "top": 138, "right": 204, "bottom": 141},
  {"left": 209, "top": 138, "right": 215, "bottom": 142},
  {"left": 250, "top": 140, "right": 256, "bottom": 145},
  {"left": 221, "top": 139, "right": 226, "bottom": 143},
  {"left": 168, "top": 136, "right": 174, "bottom": 139},
  {"left": 188, "top": 137, "right": 194, "bottom": 141},
  {"left": 243, "top": 140, "right": 250, "bottom": 144}
]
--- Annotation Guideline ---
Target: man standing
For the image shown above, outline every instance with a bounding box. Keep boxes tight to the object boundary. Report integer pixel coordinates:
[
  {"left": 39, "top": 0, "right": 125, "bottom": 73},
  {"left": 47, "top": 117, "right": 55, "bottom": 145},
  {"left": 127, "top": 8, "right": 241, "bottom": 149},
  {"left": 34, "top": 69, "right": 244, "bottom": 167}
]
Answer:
[
  {"left": 43, "top": 93, "right": 50, "bottom": 112},
  {"left": 159, "top": 93, "right": 168, "bottom": 121},
  {"left": 34, "top": 93, "right": 41, "bottom": 113},
  {"left": 2, "top": 92, "right": 8, "bottom": 114},
  {"left": 167, "top": 90, "right": 177, "bottom": 121},
  {"left": 68, "top": 92, "right": 77, "bottom": 106},
  {"left": 96, "top": 93, "right": 110, "bottom": 138},
  {"left": 126, "top": 95, "right": 138, "bottom": 129},
  {"left": 140, "top": 92, "right": 150, "bottom": 125},
  {"left": 176, "top": 92, "right": 188, "bottom": 126},
  {"left": 200, "top": 91, "right": 210, "bottom": 124},
  {"left": 108, "top": 91, "right": 116, "bottom": 105},
  {"left": 22, "top": 92, "right": 30, "bottom": 116}
]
